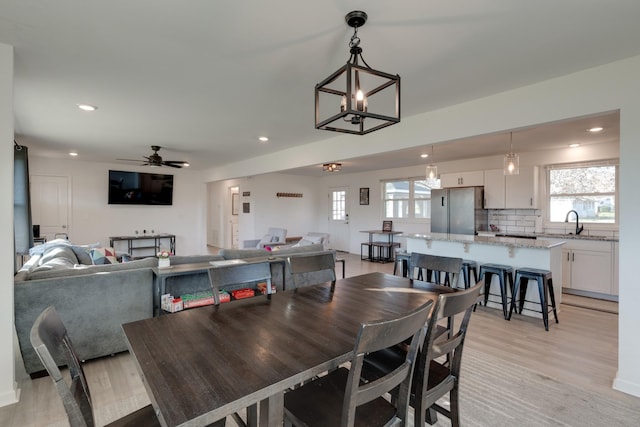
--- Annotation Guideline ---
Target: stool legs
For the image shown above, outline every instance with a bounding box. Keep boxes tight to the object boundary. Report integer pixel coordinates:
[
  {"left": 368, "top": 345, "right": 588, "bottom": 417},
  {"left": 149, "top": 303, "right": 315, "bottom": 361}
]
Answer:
[
  {"left": 482, "top": 270, "right": 513, "bottom": 320},
  {"left": 510, "top": 271, "right": 559, "bottom": 331}
]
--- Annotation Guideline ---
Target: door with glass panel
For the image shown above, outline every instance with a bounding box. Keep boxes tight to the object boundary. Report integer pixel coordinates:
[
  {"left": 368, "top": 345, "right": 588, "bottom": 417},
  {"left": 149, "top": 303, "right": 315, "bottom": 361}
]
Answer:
[{"left": 328, "top": 187, "right": 350, "bottom": 252}]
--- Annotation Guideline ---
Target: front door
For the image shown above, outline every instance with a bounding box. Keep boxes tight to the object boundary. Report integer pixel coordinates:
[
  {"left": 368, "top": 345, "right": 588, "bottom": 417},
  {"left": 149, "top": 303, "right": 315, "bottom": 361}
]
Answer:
[
  {"left": 328, "top": 187, "right": 350, "bottom": 252},
  {"left": 31, "top": 175, "right": 69, "bottom": 240}
]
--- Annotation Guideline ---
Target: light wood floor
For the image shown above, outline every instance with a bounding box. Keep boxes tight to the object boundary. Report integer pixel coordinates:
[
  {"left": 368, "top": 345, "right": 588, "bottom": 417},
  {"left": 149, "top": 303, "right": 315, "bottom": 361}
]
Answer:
[{"left": 2, "top": 252, "right": 634, "bottom": 426}]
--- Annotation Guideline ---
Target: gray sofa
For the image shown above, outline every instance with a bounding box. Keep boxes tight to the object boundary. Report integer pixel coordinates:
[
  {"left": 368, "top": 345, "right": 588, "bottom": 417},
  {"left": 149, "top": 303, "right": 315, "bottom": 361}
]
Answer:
[{"left": 14, "top": 241, "right": 333, "bottom": 375}]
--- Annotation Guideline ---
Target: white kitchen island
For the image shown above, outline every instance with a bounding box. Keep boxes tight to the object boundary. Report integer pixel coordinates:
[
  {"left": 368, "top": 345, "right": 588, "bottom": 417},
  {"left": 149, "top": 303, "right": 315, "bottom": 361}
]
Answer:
[{"left": 405, "top": 233, "right": 566, "bottom": 318}]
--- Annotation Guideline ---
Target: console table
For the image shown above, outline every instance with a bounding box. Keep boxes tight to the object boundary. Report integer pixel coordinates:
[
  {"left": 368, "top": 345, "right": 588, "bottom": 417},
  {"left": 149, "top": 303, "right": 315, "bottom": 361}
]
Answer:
[
  {"left": 109, "top": 233, "right": 176, "bottom": 258},
  {"left": 360, "top": 230, "right": 403, "bottom": 263}
]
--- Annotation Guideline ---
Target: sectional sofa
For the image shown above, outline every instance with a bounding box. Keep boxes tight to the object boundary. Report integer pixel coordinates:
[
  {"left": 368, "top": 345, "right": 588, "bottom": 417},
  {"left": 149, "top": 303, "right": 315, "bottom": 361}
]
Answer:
[{"left": 14, "top": 240, "right": 332, "bottom": 375}]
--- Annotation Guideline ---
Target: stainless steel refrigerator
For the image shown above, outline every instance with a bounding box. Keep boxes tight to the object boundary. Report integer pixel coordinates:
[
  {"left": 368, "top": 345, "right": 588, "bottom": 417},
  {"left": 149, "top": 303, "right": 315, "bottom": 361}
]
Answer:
[{"left": 431, "top": 187, "right": 487, "bottom": 235}]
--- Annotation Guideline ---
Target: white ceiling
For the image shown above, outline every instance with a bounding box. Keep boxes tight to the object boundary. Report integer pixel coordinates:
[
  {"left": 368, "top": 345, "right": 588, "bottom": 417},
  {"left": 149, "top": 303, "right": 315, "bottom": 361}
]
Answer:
[{"left": 1, "top": 1, "right": 637, "bottom": 172}]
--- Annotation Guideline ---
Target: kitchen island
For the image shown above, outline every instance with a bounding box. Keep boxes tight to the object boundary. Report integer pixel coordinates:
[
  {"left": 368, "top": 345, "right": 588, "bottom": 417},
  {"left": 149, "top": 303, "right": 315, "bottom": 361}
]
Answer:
[{"left": 404, "top": 233, "right": 566, "bottom": 317}]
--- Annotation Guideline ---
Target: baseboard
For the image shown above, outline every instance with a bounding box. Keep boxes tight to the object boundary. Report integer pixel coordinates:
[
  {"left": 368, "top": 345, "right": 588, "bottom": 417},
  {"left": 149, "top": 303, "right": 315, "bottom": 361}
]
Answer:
[
  {"left": 0, "top": 382, "right": 20, "bottom": 407},
  {"left": 613, "top": 375, "right": 640, "bottom": 398}
]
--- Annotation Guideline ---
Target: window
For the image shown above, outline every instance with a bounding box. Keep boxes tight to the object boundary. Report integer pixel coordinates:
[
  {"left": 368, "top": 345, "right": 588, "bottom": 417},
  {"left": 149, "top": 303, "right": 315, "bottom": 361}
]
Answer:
[
  {"left": 383, "top": 178, "right": 437, "bottom": 219},
  {"left": 331, "top": 190, "right": 346, "bottom": 220},
  {"left": 548, "top": 162, "right": 617, "bottom": 224}
]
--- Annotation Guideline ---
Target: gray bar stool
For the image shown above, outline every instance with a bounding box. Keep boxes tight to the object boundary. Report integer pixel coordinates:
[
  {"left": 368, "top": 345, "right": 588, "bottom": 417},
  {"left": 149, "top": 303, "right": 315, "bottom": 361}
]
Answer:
[
  {"left": 509, "top": 268, "right": 559, "bottom": 331},
  {"left": 461, "top": 259, "right": 478, "bottom": 289},
  {"left": 478, "top": 263, "right": 514, "bottom": 320},
  {"left": 393, "top": 251, "right": 411, "bottom": 277}
]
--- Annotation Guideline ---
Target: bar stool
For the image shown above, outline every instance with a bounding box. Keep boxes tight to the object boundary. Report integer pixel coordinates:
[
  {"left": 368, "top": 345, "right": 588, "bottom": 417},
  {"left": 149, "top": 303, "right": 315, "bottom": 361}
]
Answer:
[
  {"left": 393, "top": 251, "right": 411, "bottom": 277},
  {"left": 478, "top": 263, "right": 514, "bottom": 320},
  {"left": 509, "top": 268, "right": 559, "bottom": 331},
  {"left": 460, "top": 259, "right": 478, "bottom": 289}
]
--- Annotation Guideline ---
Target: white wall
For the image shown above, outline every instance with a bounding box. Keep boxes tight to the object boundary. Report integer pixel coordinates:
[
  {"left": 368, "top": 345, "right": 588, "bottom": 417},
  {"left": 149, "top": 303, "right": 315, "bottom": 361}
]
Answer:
[
  {"left": 0, "top": 43, "right": 18, "bottom": 406},
  {"left": 28, "top": 157, "right": 209, "bottom": 255}
]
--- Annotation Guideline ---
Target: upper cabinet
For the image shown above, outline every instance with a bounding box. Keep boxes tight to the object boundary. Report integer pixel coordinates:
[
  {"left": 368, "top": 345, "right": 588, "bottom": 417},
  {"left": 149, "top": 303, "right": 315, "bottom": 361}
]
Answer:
[
  {"left": 484, "top": 166, "right": 539, "bottom": 209},
  {"left": 440, "top": 170, "right": 484, "bottom": 188}
]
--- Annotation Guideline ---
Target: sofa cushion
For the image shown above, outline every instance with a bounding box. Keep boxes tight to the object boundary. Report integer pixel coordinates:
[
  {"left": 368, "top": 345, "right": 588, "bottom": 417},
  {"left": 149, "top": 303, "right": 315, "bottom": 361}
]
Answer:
[
  {"left": 27, "top": 257, "right": 158, "bottom": 281},
  {"left": 89, "top": 247, "right": 118, "bottom": 265},
  {"left": 39, "top": 245, "right": 79, "bottom": 266}
]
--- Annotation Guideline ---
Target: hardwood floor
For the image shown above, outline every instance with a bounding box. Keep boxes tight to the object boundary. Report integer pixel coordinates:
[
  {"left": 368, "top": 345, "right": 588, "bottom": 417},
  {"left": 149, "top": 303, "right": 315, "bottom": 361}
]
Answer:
[{"left": 2, "top": 252, "right": 631, "bottom": 426}]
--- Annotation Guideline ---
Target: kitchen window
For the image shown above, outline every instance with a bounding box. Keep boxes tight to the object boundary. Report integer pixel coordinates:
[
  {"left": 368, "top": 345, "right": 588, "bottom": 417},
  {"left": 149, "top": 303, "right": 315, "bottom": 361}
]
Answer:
[
  {"left": 547, "top": 161, "right": 618, "bottom": 224},
  {"left": 383, "top": 178, "right": 437, "bottom": 220}
]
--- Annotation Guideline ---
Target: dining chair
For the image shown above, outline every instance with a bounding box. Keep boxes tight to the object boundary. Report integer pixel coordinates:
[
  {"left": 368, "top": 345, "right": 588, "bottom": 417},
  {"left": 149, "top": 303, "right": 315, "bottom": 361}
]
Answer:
[
  {"left": 361, "top": 282, "right": 483, "bottom": 427},
  {"left": 410, "top": 252, "right": 463, "bottom": 288},
  {"left": 286, "top": 252, "right": 336, "bottom": 290},
  {"left": 29, "top": 305, "right": 225, "bottom": 427},
  {"left": 207, "top": 261, "right": 273, "bottom": 304},
  {"left": 283, "top": 299, "right": 434, "bottom": 427}
]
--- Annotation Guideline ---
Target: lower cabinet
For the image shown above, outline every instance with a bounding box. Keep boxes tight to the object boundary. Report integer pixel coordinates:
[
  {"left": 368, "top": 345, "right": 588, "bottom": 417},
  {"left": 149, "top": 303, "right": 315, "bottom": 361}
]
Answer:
[{"left": 561, "top": 240, "right": 616, "bottom": 297}]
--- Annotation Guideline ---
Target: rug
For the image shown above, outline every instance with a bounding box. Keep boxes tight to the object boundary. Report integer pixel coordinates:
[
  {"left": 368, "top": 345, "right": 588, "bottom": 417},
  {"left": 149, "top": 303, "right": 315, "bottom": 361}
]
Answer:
[{"left": 419, "top": 348, "right": 640, "bottom": 426}]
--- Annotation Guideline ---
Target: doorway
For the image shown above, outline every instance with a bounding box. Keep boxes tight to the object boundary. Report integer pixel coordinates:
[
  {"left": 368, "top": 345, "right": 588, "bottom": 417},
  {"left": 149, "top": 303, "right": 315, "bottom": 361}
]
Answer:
[
  {"left": 229, "top": 186, "right": 239, "bottom": 248},
  {"left": 328, "top": 187, "right": 350, "bottom": 252},
  {"left": 30, "top": 175, "right": 69, "bottom": 241}
]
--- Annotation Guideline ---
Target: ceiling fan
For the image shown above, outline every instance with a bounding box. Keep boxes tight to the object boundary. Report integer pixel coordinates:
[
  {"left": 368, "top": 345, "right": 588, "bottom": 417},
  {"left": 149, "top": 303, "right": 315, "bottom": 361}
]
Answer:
[{"left": 117, "top": 145, "right": 189, "bottom": 168}]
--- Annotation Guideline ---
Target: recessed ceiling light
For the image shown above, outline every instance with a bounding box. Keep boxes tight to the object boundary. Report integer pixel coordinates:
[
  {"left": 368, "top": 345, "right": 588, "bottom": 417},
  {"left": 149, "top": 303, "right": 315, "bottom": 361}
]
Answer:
[
  {"left": 258, "top": 136, "right": 269, "bottom": 142},
  {"left": 420, "top": 154, "right": 429, "bottom": 158},
  {"left": 77, "top": 104, "right": 97, "bottom": 111},
  {"left": 69, "top": 152, "right": 78, "bottom": 156},
  {"left": 587, "top": 126, "right": 603, "bottom": 133},
  {"left": 569, "top": 143, "right": 580, "bottom": 148}
]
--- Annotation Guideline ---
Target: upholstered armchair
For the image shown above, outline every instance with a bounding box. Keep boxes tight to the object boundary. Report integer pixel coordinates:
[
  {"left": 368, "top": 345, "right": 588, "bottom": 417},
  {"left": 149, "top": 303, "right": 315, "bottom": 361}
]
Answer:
[{"left": 242, "top": 227, "right": 287, "bottom": 249}]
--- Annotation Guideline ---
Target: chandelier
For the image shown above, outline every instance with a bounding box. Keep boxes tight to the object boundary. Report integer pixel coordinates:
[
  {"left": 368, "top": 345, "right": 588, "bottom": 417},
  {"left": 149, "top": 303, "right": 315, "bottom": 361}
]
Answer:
[
  {"left": 315, "top": 11, "right": 401, "bottom": 135},
  {"left": 323, "top": 163, "right": 342, "bottom": 172}
]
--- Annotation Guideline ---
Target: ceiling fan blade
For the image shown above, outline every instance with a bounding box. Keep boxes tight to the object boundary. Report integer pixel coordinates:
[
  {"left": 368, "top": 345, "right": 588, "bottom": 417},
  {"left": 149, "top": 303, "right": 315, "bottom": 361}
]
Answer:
[
  {"left": 162, "top": 162, "right": 183, "bottom": 168},
  {"left": 116, "top": 158, "right": 146, "bottom": 163}
]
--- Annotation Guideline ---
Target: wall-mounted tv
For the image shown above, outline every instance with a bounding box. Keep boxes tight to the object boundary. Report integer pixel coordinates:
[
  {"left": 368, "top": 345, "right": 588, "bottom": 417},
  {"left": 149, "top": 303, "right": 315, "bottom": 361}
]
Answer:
[{"left": 108, "top": 170, "right": 174, "bottom": 205}]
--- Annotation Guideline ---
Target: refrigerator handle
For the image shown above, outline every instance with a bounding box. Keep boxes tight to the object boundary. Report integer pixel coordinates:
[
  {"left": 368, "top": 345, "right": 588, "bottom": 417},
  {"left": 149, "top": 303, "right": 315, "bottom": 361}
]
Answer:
[{"left": 441, "top": 196, "right": 445, "bottom": 207}]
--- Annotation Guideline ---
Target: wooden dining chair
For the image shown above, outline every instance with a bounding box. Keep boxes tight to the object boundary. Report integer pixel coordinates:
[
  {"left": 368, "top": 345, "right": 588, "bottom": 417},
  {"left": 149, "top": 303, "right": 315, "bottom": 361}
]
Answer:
[
  {"left": 410, "top": 252, "right": 463, "bottom": 288},
  {"left": 361, "top": 282, "right": 483, "bottom": 427},
  {"left": 29, "top": 305, "right": 227, "bottom": 427},
  {"left": 283, "top": 299, "right": 433, "bottom": 427},
  {"left": 207, "top": 261, "right": 273, "bottom": 304},
  {"left": 286, "top": 252, "right": 337, "bottom": 290}
]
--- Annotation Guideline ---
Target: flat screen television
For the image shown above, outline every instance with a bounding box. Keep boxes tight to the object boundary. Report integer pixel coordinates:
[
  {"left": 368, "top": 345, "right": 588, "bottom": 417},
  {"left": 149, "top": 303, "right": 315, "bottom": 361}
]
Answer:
[{"left": 108, "top": 170, "right": 174, "bottom": 205}]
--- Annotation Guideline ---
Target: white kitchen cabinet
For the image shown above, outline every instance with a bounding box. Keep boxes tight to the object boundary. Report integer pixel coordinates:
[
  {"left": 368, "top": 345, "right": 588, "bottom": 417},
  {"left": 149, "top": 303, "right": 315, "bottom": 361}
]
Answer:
[
  {"left": 483, "top": 166, "right": 538, "bottom": 209},
  {"left": 483, "top": 169, "right": 506, "bottom": 208},
  {"left": 613, "top": 242, "right": 619, "bottom": 296},
  {"left": 505, "top": 166, "right": 538, "bottom": 208},
  {"left": 561, "top": 239, "right": 614, "bottom": 296},
  {"left": 440, "top": 170, "right": 484, "bottom": 188}
]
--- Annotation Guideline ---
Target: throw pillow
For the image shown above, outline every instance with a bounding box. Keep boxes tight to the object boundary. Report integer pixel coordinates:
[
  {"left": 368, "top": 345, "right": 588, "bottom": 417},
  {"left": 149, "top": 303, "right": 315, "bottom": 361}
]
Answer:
[{"left": 89, "top": 247, "right": 118, "bottom": 265}]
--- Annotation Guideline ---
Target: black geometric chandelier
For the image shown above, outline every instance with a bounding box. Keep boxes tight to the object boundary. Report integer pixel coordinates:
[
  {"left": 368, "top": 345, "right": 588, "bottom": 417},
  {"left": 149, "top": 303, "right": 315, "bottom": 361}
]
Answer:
[{"left": 315, "top": 11, "right": 401, "bottom": 135}]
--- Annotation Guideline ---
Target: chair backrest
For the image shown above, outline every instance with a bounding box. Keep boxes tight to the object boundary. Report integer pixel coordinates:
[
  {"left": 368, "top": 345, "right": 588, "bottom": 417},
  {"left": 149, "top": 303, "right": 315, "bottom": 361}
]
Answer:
[
  {"left": 410, "top": 252, "right": 463, "bottom": 287},
  {"left": 413, "top": 281, "right": 483, "bottom": 426},
  {"left": 208, "top": 261, "right": 272, "bottom": 304},
  {"left": 342, "top": 299, "right": 433, "bottom": 427},
  {"left": 287, "top": 252, "right": 336, "bottom": 290},
  {"left": 30, "top": 306, "right": 95, "bottom": 427}
]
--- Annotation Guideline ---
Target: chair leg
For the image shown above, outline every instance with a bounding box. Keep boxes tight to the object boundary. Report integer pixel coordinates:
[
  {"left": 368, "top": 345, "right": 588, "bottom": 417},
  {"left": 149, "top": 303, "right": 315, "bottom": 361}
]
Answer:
[
  {"left": 425, "top": 407, "right": 439, "bottom": 425},
  {"left": 508, "top": 274, "right": 521, "bottom": 320},
  {"left": 450, "top": 387, "right": 461, "bottom": 427},
  {"left": 518, "top": 279, "right": 528, "bottom": 314},
  {"left": 499, "top": 273, "right": 509, "bottom": 320}
]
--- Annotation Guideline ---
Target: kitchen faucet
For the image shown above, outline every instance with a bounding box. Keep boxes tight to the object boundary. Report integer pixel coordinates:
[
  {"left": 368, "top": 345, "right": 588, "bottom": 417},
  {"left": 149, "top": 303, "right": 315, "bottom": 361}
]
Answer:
[{"left": 564, "top": 210, "right": 584, "bottom": 235}]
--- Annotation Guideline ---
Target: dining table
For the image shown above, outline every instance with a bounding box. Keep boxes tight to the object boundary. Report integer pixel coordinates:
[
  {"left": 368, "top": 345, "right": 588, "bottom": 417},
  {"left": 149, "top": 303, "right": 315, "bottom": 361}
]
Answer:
[{"left": 122, "top": 271, "right": 454, "bottom": 427}]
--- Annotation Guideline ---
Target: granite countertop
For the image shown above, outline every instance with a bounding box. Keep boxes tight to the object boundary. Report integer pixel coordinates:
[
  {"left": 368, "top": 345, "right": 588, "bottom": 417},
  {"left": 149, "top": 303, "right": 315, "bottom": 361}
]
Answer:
[{"left": 403, "top": 233, "right": 566, "bottom": 249}]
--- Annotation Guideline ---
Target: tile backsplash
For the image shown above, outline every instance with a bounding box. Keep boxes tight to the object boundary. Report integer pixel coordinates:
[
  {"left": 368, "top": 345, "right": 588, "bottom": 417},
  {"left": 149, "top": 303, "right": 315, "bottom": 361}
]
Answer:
[{"left": 488, "top": 209, "right": 542, "bottom": 234}]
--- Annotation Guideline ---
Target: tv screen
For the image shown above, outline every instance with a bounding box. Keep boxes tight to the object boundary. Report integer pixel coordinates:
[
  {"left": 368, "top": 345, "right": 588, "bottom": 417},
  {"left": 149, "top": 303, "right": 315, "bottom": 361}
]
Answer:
[{"left": 108, "top": 170, "right": 174, "bottom": 205}]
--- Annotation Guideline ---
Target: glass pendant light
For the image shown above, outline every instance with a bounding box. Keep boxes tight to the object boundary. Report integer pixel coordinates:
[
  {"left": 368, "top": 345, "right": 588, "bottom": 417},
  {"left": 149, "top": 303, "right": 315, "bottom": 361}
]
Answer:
[
  {"left": 504, "top": 132, "right": 519, "bottom": 175},
  {"left": 426, "top": 144, "right": 438, "bottom": 183}
]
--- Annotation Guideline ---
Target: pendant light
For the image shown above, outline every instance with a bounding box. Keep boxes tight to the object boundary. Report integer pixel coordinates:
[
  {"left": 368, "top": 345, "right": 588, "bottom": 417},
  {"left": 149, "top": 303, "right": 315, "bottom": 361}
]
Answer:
[
  {"left": 426, "top": 144, "right": 438, "bottom": 183},
  {"left": 504, "top": 132, "right": 519, "bottom": 175},
  {"left": 314, "top": 11, "right": 401, "bottom": 135}
]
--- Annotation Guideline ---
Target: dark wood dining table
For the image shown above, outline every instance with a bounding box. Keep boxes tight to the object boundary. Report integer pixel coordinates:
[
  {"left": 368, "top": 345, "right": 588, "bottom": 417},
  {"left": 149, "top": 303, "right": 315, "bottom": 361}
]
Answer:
[{"left": 122, "top": 272, "right": 453, "bottom": 427}]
